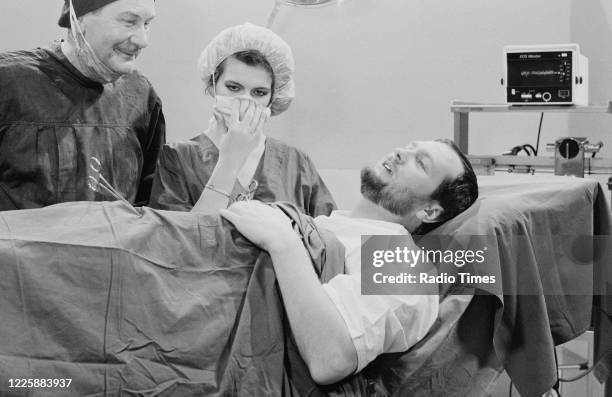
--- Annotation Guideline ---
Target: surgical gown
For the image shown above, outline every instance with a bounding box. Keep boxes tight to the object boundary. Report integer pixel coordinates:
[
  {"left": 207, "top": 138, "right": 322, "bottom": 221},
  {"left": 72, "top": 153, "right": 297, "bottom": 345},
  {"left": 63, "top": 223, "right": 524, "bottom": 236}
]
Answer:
[
  {"left": 0, "top": 41, "right": 165, "bottom": 210},
  {"left": 150, "top": 133, "right": 336, "bottom": 217}
]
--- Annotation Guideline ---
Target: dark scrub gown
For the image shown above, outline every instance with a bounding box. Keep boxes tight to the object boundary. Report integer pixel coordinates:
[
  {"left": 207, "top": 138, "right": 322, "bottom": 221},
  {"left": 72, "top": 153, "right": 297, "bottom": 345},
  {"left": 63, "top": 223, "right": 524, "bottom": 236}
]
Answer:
[
  {"left": 149, "top": 134, "right": 336, "bottom": 217},
  {"left": 0, "top": 41, "right": 165, "bottom": 210}
]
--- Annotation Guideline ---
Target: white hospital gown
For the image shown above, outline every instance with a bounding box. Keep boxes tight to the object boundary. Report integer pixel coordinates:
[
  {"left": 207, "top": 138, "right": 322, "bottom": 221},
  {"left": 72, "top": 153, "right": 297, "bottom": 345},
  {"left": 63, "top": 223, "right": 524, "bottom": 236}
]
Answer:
[{"left": 315, "top": 211, "right": 439, "bottom": 372}]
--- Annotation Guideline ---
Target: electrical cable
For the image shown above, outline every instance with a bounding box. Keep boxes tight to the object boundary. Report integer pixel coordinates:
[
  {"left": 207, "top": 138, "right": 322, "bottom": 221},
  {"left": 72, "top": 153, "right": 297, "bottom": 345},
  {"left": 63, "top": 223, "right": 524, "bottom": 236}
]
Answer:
[
  {"left": 522, "top": 144, "right": 536, "bottom": 156},
  {"left": 558, "top": 364, "right": 598, "bottom": 383},
  {"left": 555, "top": 344, "right": 595, "bottom": 384},
  {"left": 535, "top": 112, "right": 544, "bottom": 155},
  {"left": 502, "top": 145, "right": 523, "bottom": 156},
  {"left": 552, "top": 349, "right": 562, "bottom": 396}
]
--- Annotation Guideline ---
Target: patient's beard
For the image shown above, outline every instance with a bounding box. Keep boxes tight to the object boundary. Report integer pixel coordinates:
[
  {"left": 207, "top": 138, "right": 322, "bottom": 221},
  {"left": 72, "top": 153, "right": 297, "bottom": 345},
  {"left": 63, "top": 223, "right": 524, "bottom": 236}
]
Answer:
[{"left": 360, "top": 166, "right": 420, "bottom": 217}]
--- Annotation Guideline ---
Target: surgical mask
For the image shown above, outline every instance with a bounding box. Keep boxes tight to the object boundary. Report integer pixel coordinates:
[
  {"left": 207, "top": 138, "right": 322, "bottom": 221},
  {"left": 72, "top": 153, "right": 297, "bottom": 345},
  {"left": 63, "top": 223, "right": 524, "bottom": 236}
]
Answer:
[
  {"left": 68, "top": 0, "right": 122, "bottom": 84},
  {"left": 213, "top": 95, "right": 237, "bottom": 126},
  {"left": 213, "top": 95, "right": 271, "bottom": 129}
]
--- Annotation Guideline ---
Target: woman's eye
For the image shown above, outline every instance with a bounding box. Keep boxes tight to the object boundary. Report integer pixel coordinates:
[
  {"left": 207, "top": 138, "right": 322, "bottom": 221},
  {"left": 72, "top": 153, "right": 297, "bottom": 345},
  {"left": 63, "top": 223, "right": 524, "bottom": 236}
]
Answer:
[
  {"left": 226, "top": 85, "right": 240, "bottom": 92},
  {"left": 123, "top": 19, "right": 137, "bottom": 26},
  {"left": 253, "top": 90, "right": 269, "bottom": 97}
]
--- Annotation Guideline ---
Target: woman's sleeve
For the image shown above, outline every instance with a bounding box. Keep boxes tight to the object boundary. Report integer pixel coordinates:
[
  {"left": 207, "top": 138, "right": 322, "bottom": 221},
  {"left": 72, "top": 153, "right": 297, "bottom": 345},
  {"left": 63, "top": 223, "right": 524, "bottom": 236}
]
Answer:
[
  {"left": 303, "top": 154, "right": 337, "bottom": 217},
  {"left": 149, "top": 144, "right": 193, "bottom": 211}
]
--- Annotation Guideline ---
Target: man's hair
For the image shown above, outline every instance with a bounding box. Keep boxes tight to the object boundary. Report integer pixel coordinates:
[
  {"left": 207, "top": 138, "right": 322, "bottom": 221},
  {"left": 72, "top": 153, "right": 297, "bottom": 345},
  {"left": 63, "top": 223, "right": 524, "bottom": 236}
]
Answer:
[
  {"left": 206, "top": 50, "right": 275, "bottom": 102},
  {"left": 414, "top": 139, "right": 478, "bottom": 235}
]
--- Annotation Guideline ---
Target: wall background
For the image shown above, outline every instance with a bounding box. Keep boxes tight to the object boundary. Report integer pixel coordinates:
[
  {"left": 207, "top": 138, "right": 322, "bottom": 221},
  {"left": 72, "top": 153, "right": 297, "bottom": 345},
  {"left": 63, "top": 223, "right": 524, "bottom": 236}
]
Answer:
[{"left": 1, "top": 0, "right": 610, "bottom": 172}]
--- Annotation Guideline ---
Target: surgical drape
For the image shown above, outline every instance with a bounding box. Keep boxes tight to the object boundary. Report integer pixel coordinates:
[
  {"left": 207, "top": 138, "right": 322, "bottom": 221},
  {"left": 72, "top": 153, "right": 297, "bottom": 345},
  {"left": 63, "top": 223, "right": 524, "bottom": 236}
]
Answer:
[{"left": 0, "top": 201, "right": 345, "bottom": 396}]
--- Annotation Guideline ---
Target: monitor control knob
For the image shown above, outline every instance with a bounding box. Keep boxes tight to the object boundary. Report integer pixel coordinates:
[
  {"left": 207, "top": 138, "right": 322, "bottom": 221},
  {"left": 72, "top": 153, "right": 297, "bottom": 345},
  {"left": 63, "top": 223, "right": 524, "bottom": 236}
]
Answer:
[{"left": 542, "top": 92, "right": 552, "bottom": 102}]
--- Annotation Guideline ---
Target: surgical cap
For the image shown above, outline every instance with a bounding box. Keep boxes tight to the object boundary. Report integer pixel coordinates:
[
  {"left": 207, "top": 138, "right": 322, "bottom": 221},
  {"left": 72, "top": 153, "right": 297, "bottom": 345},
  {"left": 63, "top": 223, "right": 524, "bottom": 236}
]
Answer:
[
  {"left": 198, "top": 23, "right": 296, "bottom": 116},
  {"left": 58, "top": 0, "right": 132, "bottom": 28}
]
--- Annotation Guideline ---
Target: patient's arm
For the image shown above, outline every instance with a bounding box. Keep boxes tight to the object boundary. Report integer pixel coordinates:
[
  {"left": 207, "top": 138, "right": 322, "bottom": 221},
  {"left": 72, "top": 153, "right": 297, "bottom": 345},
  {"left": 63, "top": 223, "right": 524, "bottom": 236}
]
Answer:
[
  {"left": 220, "top": 201, "right": 358, "bottom": 385},
  {"left": 266, "top": 234, "right": 358, "bottom": 384}
]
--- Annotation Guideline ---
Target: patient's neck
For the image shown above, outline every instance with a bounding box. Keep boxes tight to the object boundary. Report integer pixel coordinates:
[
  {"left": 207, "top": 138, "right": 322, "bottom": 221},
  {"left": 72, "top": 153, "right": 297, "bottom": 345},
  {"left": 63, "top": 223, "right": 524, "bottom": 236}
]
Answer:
[{"left": 349, "top": 197, "right": 404, "bottom": 224}]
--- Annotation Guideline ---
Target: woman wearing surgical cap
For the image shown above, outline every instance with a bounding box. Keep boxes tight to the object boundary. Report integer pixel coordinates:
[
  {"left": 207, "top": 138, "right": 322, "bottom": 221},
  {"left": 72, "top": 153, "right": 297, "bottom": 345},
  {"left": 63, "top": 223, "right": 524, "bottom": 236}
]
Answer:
[{"left": 149, "top": 23, "right": 336, "bottom": 216}]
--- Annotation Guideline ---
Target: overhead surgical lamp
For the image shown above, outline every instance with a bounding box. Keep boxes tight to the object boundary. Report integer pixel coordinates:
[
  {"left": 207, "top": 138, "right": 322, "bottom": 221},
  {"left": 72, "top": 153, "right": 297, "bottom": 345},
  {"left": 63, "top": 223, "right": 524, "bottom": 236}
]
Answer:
[
  {"left": 267, "top": 0, "right": 345, "bottom": 27},
  {"left": 281, "top": 0, "right": 339, "bottom": 6}
]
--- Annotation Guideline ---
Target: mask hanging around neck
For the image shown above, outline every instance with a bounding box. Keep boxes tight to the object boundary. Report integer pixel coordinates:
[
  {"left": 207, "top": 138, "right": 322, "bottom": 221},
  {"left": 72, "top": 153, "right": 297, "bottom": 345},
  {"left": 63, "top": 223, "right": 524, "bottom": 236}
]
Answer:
[{"left": 68, "top": 0, "right": 122, "bottom": 84}]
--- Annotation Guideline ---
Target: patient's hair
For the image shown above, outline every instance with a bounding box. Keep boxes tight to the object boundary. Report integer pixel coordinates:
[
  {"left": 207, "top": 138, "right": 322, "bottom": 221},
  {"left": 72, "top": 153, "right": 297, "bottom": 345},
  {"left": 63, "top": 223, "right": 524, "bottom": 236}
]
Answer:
[
  {"left": 414, "top": 139, "right": 478, "bottom": 235},
  {"left": 206, "top": 50, "right": 275, "bottom": 101}
]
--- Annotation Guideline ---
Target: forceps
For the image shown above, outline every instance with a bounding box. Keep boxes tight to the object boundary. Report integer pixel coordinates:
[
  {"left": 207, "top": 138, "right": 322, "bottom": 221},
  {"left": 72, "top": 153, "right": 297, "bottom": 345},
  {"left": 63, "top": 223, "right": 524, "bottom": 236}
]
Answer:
[
  {"left": 87, "top": 157, "right": 140, "bottom": 214},
  {"left": 234, "top": 180, "right": 259, "bottom": 202}
]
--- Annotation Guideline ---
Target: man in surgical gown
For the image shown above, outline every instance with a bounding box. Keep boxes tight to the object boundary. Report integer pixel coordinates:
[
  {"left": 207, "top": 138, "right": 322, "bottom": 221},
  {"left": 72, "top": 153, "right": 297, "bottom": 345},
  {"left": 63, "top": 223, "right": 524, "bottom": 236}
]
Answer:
[{"left": 0, "top": 0, "right": 165, "bottom": 210}]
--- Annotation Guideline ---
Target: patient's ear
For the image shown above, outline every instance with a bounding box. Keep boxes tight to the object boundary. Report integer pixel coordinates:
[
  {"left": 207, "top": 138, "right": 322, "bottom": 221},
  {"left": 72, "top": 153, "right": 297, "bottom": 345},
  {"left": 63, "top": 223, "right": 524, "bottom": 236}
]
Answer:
[{"left": 416, "top": 203, "right": 444, "bottom": 224}]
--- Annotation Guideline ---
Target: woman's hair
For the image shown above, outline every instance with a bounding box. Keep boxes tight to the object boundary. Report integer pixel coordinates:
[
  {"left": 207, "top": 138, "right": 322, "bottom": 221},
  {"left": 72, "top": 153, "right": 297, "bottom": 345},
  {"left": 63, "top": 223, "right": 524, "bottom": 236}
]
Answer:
[{"left": 206, "top": 50, "right": 275, "bottom": 102}]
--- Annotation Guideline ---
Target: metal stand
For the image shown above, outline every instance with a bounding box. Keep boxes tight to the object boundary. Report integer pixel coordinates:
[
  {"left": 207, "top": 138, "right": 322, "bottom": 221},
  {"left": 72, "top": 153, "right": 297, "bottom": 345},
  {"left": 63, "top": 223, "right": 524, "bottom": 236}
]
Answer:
[
  {"left": 450, "top": 100, "right": 612, "bottom": 155},
  {"left": 452, "top": 101, "right": 612, "bottom": 396}
]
